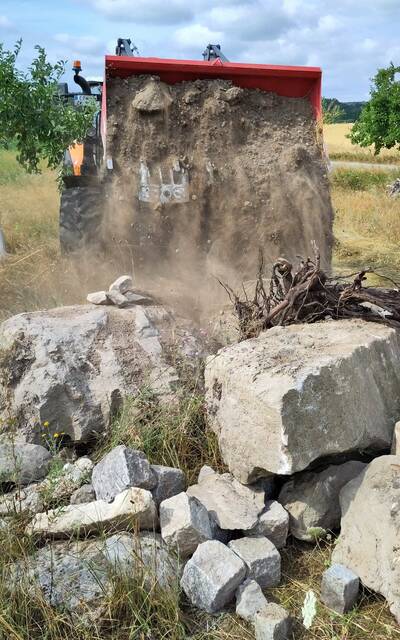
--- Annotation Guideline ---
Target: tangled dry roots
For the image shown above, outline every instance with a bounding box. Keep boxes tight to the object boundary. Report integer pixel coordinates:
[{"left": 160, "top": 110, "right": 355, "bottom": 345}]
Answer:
[{"left": 221, "top": 243, "right": 400, "bottom": 341}]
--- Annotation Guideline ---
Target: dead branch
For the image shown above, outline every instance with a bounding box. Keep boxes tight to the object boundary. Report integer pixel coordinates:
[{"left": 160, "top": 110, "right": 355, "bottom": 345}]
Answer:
[{"left": 222, "top": 248, "right": 400, "bottom": 341}]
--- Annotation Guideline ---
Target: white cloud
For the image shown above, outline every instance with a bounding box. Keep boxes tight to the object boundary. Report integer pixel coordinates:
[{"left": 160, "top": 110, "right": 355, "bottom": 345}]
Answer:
[
  {"left": 0, "top": 15, "right": 12, "bottom": 28},
  {"left": 81, "top": 0, "right": 194, "bottom": 24},
  {"left": 174, "top": 24, "right": 223, "bottom": 48},
  {"left": 318, "top": 15, "right": 341, "bottom": 32},
  {"left": 53, "top": 34, "right": 105, "bottom": 56}
]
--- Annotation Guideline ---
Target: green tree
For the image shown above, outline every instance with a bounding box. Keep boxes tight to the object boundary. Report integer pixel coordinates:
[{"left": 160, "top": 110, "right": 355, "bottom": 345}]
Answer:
[
  {"left": 0, "top": 40, "right": 97, "bottom": 173},
  {"left": 350, "top": 63, "right": 400, "bottom": 154}
]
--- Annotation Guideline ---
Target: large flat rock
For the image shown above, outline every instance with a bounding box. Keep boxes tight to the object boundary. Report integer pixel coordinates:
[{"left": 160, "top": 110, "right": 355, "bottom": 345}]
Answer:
[
  {"left": 26, "top": 487, "right": 157, "bottom": 538},
  {"left": 205, "top": 320, "right": 400, "bottom": 482},
  {"left": 332, "top": 455, "right": 400, "bottom": 624},
  {"left": 0, "top": 304, "right": 206, "bottom": 443}
]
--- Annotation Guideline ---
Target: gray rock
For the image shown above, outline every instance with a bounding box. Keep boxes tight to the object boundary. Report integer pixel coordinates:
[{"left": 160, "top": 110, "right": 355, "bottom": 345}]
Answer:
[
  {"left": 160, "top": 492, "right": 214, "bottom": 558},
  {"left": 236, "top": 579, "right": 268, "bottom": 622},
  {"left": 92, "top": 446, "right": 156, "bottom": 502},
  {"left": 187, "top": 470, "right": 265, "bottom": 531},
  {"left": 229, "top": 537, "right": 281, "bottom": 588},
  {"left": 104, "top": 532, "right": 180, "bottom": 589},
  {"left": 106, "top": 289, "right": 130, "bottom": 308},
  {"left": 205, "top": 320, "right": 400, "bottom": 482},
  {"left": 124, "top": 291, "right": 154, "bottom": 306},
  {"left": 254, "top": 603, "right": 291, "bottom": 640},
  {"left": 332, "top": 455, "right": 400, "bottom": 623},
  {"left": 13, "top": 539, "right": 110, "bottom": 623},
  {"left": 180, "top": 540, "right": 246, "bottom": 612},
  {"left": 0, "top": 443, "right": 51, "bottom": 485},
  {"left": 279, "top": 461, "right": 367, "bottom": 541},
  {"left": 0, "top": 482, "right": 44, "bottom": 516},
  {"left": 151, "top": 464, "right": 185, "bottom": 507},
  {"left": 86, "top": 291, "right": 110, "bottom": 305},
  {"left": 109, "top": 275, "right": 133, "bottom": 294},
  {"left": 321, "top": 564, "right": 359, "bottom": 614},
  {"left": 70, "top": 484, "right": 96, "bottom": 505},
  {"left": 391, "top": 421, "right": 400, "bottom": 454},
  {"left": 0, "top": 305, "right": 206, "bottom": 443},
  {"left": 26, "top": 487, "right": 158, "bottom": 538},
  {"left": 247, "top": 500, "right": 289, "bottom": 549}
]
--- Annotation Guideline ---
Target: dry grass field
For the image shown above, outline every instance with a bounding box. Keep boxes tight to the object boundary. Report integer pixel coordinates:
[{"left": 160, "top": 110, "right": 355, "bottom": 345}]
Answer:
[
  {"left": 325, "top": 122, "right": 400, "bottom": 164},
  {"left": 1, "top": 145, "right": 400, "bottom": 639}
]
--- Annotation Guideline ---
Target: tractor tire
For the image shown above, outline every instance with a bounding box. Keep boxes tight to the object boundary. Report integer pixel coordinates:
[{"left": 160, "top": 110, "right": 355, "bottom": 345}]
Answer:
[{"left": 59, "top": 185, "right": 104, "bottom": 253}]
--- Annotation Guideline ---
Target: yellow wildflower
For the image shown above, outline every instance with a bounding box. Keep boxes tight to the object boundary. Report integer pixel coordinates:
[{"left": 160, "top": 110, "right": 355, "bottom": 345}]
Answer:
[
  {"left": 53, "top": 433, "right": 59, "bottom": 438},
  {"left": 43, "top": 421, "right": 49, "bottom": 428}
]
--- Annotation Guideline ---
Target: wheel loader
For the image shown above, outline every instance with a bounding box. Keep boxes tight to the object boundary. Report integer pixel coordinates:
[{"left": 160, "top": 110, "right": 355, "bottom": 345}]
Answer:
[{"left": 59, "top": 39, "right": 332, "bottom": 284}]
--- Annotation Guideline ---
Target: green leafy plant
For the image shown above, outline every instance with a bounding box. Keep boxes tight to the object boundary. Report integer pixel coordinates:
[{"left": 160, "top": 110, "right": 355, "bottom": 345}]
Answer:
[
  {"left": 350, "top": 63, "right": 400, "bottom": 154},
  {"left": 0, "top": 40, "right": 97, "bottom": 173}
]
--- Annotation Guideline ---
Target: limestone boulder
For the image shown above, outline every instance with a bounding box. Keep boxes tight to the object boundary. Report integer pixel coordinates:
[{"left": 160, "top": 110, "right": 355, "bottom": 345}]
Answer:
[
  {"left": 92, "top": 446, "right": 156, "bottom": 502},
  {"left": 205, "top": 320, "right": 400, "bottom": 482},
  {"left": 278, "top": 461, "right": 367, "bottom": 541},
  {"left": 236, "top": 579, "right": 268, "bottom": 622},
  {"left": 247, "top": 500, "right": 289, "bottom": 549},
  {"left": 10, "top": 531, "right": 179, "bottom": 624},
  {"left": 0, "top": 443, "right": 51, "bottom": 486},
  {"left": 151, "top": 464, "right": 186, "bottom": 507},
  {"left": 332, "top": 455, "right": 400, "bottom": 623},
  {"left": 187, "top": 470, "right": 265, "bottom": 531},
  {"left": 26, "top": 487, "right": 157, "bottom": 538},
  {"left": 181, "top": 540, "right": 246, "bottom": 612},
  {"left": 103, "top": 532, "right": 180, "bottom": 589},
  {"left": 0, "top": 305, "right": 207, "bottom": 443},
  {"left": 160, "top": 492, "right": 214, "bottom": 557},
  {"left": 229, "top": 537, "right": 281, "bottom": 588}
]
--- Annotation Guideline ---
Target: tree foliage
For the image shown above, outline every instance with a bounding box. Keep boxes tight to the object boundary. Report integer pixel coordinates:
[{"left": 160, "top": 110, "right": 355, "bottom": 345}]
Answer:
[
  {"left": 350, "top": 63, "right": 400, "bottom": 154},
  {"left": 0, "top": 41, "right": 97, "bottom": 173}
]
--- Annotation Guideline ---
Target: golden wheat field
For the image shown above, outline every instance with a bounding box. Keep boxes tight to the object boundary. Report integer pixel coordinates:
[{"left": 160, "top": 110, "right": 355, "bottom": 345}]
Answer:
[{"left": 324, "top": 122, "right": 400, "bottom": 164}]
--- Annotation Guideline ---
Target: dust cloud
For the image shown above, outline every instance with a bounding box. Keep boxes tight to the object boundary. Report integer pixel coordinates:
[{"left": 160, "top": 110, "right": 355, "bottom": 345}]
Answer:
[{"left": 99, "top": 75, "right": 334, "bottom": 322}]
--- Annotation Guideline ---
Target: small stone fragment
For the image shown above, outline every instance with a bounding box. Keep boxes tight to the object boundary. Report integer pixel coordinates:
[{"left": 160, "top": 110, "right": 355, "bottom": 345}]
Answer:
[
  {"left": 151, "top": 465, "right": 185, "bottom": 507},
  {"left": 197, "top": 465, "right": 216, "bottom": 482},
  {"left": 109, "top": 275, "right": 133, "bottom": 294},
  {"left": 247, "top": 500, "right": 289, "bottom": 549},
  {"left": 86, "top": 291, "right": 110, "bottom": 305},
  {"left": 320, "top": 564, "right": 359, "bottom": 614},
  {"left": 180, "top": 540, "right": 246, "bottom": 612},
  {"left": 229, "top": 537, "right": 281, "bottom": 588},
  {"left": 254, "top": 603, "right": 291, "bottom": 640},
  {"left": 236, "top": 579, "right": 268, "bottom": 622},
  {"left": 106, "top": 289, "right": 130, "bottom": 308},
  {"left": 160, "top": 492, "right": 213, "bottom": 558},
  {"left": 92, "top": 446, "right": 156, "bottom": 502},
  {"left": 391, "top": 421, "right": 400, "bottom": 454},
  {"left": 70, "top": 484, "right": 96, "bottom": 505}
]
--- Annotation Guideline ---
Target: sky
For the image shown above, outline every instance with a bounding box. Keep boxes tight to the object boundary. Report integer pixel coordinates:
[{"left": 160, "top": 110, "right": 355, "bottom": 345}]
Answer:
[{"left": 0, "top": 0, "right": 399, "bottom": 101}]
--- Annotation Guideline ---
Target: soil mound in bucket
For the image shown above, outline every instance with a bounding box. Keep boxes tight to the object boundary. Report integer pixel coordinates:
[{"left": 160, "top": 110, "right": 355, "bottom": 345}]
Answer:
[{"left": 105, "top": 76, "right": 333, "bottom": 315}]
